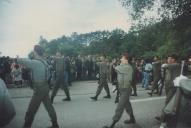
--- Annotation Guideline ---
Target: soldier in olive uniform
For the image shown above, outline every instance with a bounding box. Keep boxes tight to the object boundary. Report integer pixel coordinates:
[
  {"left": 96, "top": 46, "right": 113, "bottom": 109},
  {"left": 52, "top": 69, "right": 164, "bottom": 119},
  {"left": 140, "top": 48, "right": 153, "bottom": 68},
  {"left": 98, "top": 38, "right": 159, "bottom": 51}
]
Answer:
[
  {"left": 148, "top": 56, "right": 161, "bottom": 96},
  {"left": 103, "top": 53, "right": 135, "bottom": 128},
  {"left": 18, "top": 45, "right": 59, "bottom": 128},
  {"left": 90, "top": 55, "right": 111, "bottom": 101},
  {"left": 131, "top": 57, "right": 137, "bottom": 96},
  {"left": 156, "top": 54, "right": 181, "bottom": 128},
  {"left": 50, "top": 51, "right": 71, "bottom": 103}
]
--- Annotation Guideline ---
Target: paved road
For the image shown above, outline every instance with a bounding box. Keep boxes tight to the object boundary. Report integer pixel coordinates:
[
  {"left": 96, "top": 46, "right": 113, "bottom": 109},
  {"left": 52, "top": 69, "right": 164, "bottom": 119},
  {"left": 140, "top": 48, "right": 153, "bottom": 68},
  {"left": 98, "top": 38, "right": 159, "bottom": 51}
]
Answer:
[{"left": 3, "top": 81, "right": 175, "bottom": 128}]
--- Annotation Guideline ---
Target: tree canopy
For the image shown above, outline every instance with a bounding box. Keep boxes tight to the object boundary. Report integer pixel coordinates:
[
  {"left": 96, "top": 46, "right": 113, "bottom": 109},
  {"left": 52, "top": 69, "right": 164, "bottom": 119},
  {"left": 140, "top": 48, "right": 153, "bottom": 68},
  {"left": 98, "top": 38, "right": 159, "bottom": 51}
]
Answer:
[{"left": 29, "top": 0, "right": 191, "bottom": 59}]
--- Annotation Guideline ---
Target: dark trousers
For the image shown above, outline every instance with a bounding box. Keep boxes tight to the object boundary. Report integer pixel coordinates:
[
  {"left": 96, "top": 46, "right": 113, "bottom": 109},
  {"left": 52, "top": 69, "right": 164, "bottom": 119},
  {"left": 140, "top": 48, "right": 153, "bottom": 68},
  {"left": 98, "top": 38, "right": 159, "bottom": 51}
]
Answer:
[
  {"left": 96, "top": 82, "right": 110, "bottom": 97},
  {"left": 151, "top": 76, "right": 161, "bottom": 93},
  {"left": 131, "top": 78, "right": 137, "bottom": 95},
  {"left": 51, "top": 80, "right": 70, "bottom": 99},
  {"left": 23, "top": 85, "right": 57, "bottom": 127},
  {"left": 160, "top": 83, "right": 177, "bottom": 126},
  {"left": 95, "top": 75, "right": 110, "bottom": 97}
]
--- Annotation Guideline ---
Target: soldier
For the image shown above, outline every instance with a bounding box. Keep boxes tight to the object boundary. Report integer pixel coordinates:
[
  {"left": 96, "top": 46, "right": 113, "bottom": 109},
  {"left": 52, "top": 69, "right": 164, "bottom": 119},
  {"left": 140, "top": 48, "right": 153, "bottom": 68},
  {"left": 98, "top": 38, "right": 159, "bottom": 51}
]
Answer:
[
  {"left": 90, "top": 55, "right": 111, "bottom": 101},
  {"left": 130, "top": 57, "right": 137, "bottom": 96},
  {"left": 75, "top": 55, "right": 82, "bottom": 80},
  {"left": 148, "top": 56, "right": 161, "bottom": 96},
  {"left": 103, "top": 53, "right": 135, "bottom": 128},
  {"left": 156, "top": 54, "right": 181, "bottom": 128},
  {"left": 50, "top": 51, "right": 71, "bottom": 103},
  {"left": 17, "top": 45, "right": 59, "bottom": 128}
]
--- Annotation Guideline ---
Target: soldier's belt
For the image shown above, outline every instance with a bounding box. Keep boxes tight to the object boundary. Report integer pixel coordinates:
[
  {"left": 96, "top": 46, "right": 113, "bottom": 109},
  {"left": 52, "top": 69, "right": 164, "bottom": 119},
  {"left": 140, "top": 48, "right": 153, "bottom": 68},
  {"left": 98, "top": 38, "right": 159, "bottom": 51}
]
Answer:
[{"left": 33, "top": 81, "right": 48, "bottom": 86}]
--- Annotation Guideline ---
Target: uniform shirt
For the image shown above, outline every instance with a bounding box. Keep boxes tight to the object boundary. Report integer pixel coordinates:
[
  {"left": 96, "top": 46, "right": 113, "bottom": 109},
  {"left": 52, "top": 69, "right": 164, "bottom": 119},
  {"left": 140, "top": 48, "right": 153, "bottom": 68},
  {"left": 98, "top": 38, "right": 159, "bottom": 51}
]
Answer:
[
  {"left": 17, "top": 58, "right": 48, "bottom": 84},
  {"left": 115, "top": 64, "right": 133, "bottom": 89},
  {"left": 163, "top": 63, "right": 181, "bottom": 91},
  {"left": 98, "top": 61, "right": 108, "bottom": 75},
  {"left": 163, "top": 63, "right": 181, "bottom": 82},
  {"left": 152, "top": 62, "right": 161, "bottom": 78},
  {"left": 54, "top": 57, "right": 65, "bottom": 77}
]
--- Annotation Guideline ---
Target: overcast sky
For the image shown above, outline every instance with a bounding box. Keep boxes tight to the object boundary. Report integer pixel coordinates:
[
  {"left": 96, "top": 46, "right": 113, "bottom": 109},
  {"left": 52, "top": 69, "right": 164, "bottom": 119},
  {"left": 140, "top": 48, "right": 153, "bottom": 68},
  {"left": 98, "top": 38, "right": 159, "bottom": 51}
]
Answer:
[{"left": 0, "top": 0, "right": 131, "bottom": 57}]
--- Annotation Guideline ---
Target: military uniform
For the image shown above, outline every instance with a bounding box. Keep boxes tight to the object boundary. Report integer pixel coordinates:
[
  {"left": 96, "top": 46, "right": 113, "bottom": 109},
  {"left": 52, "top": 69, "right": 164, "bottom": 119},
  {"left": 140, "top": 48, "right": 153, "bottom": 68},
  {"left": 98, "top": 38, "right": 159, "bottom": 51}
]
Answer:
[
  {"left": 18, "top": 58, "right": 58, "bottom": 128},
  {"left": 112, "top": 64, "right": 135, "bottom": 123},
  {"left": 148, "top": 61, "right": 161, "bottom": 96},
  {"left": 91, "top": 61, "right": 110, "bottom": 100},
  {"left": 160, "top": 63, "right": 181, "bottom": 123},
  {"left": 131, "top": 62, "right": 137, "bottom": 96},
  {"left": 51, "top": 57, "right": 71, "bottom": 102}
]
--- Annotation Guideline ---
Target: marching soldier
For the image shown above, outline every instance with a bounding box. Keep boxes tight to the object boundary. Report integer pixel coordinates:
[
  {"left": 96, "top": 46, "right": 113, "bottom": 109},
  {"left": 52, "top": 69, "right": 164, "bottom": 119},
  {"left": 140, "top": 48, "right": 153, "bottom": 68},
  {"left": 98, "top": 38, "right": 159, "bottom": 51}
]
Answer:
[
  {"left": 156, "top": 54, "right": 181, "bottom": 128},
  {"left": 103, "top": 53, "right": 135, "bottom": 128},
  {"left": 90, "top": 55, "right": 111, "bottom": 101},
  {"left": 50, "top": 51, "right": 71, "bottom": 103},
  {"left": 17, "top": 45, "right": 59, "bottom": 128},
  {"left": 148, "top": 56, "right": 161, "bottom": 96}
]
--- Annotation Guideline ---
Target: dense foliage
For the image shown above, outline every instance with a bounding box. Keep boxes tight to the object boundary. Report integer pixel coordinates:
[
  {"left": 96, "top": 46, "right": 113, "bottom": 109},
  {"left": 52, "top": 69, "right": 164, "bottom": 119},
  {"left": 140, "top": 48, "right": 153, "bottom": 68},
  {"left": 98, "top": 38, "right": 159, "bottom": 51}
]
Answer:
[{"left": 29, "top": 0, "right": 191, "bottom": 59}]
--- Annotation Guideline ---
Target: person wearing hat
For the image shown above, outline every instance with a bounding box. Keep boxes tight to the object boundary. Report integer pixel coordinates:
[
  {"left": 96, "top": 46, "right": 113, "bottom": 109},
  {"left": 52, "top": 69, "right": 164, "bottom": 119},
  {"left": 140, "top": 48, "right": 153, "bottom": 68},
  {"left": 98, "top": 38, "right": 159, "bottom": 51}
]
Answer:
[{"left": 17, "top": 45, "right": 59, "bottom": 128}]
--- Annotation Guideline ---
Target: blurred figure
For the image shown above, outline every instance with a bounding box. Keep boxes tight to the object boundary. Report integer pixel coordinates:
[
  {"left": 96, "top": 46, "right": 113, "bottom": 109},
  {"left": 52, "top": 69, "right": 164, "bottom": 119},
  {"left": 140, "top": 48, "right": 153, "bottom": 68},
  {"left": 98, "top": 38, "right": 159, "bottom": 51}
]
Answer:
[
  {"left": 0, "top": 78, "right": 16, "bottom": 127},
  {"left": 11, "top": 64, "right": 22, "bottom": 88},
  {"left": 75, "top": 55, "right": 82, "bottom": 80},
  {"left": 130, "top": 57, "right": 138, "bottom": 96},
  {"left": 17, "top": 45, "right": 59, "bottom": 128},
  {"left": 51, "top": 51, "right": 71, "bottom": 103},
  {"left": 148, "top": 56, "right": 162, "bottom": 96},
  {"left": 142, "top": 58, "right": 152, "bottom": 90},
  {"left": 90, "top": 55, "right": 111, "bottom": 101}
]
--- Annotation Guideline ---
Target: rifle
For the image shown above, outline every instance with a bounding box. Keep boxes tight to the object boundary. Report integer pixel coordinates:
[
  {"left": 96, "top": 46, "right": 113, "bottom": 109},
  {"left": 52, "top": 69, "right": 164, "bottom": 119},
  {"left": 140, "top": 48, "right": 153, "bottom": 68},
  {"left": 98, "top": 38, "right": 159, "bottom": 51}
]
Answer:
[{"left": 113, "top": 81, "right": 120, "bottom": 103}]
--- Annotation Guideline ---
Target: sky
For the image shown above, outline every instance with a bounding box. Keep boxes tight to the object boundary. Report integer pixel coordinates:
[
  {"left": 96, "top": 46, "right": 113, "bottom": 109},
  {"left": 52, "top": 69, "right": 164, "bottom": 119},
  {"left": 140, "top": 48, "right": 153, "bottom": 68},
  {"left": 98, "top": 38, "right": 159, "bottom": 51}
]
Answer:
[{"left": 0, "top": 0, "right": 132, "bottom": 58}]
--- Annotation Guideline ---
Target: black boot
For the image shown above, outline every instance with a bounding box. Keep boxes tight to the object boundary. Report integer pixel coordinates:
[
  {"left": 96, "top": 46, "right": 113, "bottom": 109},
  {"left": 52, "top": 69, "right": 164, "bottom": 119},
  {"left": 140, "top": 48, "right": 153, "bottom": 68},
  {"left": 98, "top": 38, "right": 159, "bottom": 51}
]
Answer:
[
  {"left": 63, "top": 87, "right": 71, "bottom": 101},
  {"left": 50, "top": 96, "right": 54, "bottom": 104},
  {"left": 62, "top": 97, "right": 71, "bottom": 101},
  {"left": 90, "top": 96, "right": 97, "bottom": 101},
  {"left": 124, "top": 115, "right": 136, "bottom": 124},
  {"left": 155, "top": 116, "right": 161, "bottom": 121},
  {"left": 48, "top": 121, "right": 59, "bottom": 128},
  {"left": 131, "top": 92, "right": 137, "bottom": 96},
  {"left": 103, "top": 120, "right": 117, "bottom": 128},
  {"left": 47, "top": 125, "right": 59, "bottom": 128},
  {"left": 103, "top": 95, "right": 111, "bottom": 98}
]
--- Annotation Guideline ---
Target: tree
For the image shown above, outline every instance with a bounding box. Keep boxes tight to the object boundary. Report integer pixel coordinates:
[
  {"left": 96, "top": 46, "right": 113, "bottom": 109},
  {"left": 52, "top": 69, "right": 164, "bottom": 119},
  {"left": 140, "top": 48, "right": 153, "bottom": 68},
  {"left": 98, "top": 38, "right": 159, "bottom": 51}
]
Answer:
[{"left": 118, "top": 0, "right": 191, "bottom": 20}]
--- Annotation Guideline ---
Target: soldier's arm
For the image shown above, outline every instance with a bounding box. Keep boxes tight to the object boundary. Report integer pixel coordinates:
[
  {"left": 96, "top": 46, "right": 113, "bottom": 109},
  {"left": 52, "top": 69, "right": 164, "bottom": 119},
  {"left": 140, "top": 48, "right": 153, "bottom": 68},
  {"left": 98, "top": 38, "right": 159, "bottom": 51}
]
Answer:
[
  {"left": 17, "top": 58, "right": 34, "bottom": 70},
  {"left": 163, "top": 63, "right": 179, "bottom": 70}
]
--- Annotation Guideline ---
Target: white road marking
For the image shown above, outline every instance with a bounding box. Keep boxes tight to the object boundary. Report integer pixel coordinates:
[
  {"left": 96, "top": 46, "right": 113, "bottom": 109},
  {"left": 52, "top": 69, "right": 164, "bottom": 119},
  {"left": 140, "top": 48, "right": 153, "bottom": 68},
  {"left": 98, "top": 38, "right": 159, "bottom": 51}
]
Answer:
[{"left": 131, "top": 96, "right": 166, "bottom": 103}]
